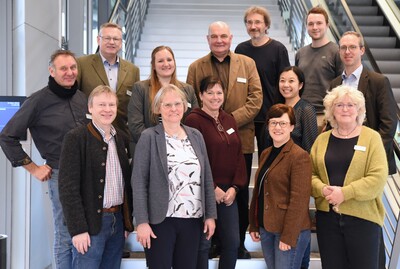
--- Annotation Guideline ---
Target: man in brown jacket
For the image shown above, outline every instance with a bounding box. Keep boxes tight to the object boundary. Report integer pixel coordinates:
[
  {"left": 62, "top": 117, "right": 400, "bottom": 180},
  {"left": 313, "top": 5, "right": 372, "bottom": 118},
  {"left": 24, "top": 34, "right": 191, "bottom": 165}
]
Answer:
[
  {"left": 77, "top": 22, "right": 140, "bottom": 139},
  {"left": 187, "top": 21, "right": 262, "bottom": 259}
]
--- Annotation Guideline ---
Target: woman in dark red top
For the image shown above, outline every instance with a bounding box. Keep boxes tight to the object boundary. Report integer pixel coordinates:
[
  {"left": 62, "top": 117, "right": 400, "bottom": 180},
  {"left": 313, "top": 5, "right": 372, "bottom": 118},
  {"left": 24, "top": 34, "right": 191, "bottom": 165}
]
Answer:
[{"left": 185, "top": 76, "right": 247, "bottom": 269}]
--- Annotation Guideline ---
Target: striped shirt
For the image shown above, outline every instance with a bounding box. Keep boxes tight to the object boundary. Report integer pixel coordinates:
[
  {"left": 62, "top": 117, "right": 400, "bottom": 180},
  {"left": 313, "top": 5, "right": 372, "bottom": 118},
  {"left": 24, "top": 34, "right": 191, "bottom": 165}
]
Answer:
[
  {"left": 100, "top": 53, "right": 119, "bottom": 91},
  {"left": 93, "top": 122, "right": 124, "bottom": 208}
]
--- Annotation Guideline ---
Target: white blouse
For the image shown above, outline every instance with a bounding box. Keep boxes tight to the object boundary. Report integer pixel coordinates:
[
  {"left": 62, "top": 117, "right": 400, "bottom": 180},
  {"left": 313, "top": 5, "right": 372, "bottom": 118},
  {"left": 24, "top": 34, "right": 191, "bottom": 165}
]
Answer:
[{"left": 165, "top": 134, "right": 202, "bottom": 218}]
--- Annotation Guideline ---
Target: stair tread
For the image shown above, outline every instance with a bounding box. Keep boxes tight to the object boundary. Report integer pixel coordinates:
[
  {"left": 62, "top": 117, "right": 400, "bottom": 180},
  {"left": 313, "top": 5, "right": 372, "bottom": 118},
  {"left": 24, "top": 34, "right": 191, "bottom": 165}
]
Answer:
[{"left": 124, "top": 251, "right": 321, "bottom": 259}]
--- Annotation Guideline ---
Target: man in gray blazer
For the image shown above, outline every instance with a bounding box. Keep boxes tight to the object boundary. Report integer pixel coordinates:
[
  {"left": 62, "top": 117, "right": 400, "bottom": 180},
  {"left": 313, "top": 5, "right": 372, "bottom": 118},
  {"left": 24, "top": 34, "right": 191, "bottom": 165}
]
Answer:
[{"left": 77, "top": 22, "right": 140, "bottom": 139}]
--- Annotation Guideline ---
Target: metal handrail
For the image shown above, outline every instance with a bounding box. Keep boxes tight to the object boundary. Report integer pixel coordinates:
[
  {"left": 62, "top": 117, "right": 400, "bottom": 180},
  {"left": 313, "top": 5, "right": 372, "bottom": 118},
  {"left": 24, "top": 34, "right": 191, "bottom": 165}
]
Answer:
[
  {"left": 279, "top": 1, "right": 400, "bottom": 267},
  {"left": 96, "top": 0, "right": 149, "bottom": 62},
  {"left": 336, "top": 0, "right": 382, "bottom": 73},
  {"left": 125, "top": 0, "right": 149, "bottom": 62}
]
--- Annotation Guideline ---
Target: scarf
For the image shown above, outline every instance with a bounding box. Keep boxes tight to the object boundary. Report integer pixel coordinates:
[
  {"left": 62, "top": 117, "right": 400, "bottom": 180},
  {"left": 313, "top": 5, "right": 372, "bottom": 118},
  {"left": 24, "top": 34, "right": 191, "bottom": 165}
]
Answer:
[{"left": 48, "top": 76, "right": 79, "bottom": 99}]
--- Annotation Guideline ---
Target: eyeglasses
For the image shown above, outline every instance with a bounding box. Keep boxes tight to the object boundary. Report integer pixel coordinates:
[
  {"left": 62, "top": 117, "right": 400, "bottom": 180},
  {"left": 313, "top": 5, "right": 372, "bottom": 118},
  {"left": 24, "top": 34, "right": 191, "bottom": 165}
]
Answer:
[
  {"left": 269, "top": 121, "right": 290, "bottom": 128},
  {"left": 99, "top": 36, "right": 122, "bottom": 43},
  {"left": 339, "top": 45, "right": 361, "bottom": 52},
  {"left": 245, "top": 20, "right": 264, "bottom": 26},
  {"left": 334, "top": 103, "right": 357, "bottom": 110},
  {"left": 161, "top": 102, "right": 183, "bottom": 109}
]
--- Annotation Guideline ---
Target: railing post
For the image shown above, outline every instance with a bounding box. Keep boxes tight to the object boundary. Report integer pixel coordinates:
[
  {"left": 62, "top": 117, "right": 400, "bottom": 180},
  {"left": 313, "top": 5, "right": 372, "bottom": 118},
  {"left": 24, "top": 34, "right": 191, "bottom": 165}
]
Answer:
[{"left": 0, "top": 235, "right": 7, "bottom": 269}]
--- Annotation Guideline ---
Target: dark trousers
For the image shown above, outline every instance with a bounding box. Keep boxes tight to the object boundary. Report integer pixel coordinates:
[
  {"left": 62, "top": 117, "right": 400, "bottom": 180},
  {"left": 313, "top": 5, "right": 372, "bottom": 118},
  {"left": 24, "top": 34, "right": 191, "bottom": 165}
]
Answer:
[
  {"left": 237, "top": 153, "right": 252, "bottom": 248},
  {"left": 145, "top": 217, "right": 202, "bottom": 269},
  {"left": 197, "top": 200, "right": 240, "bottom": 269},
  {"left": 316, "top": 210, "right": 381, "bottom": 269}
]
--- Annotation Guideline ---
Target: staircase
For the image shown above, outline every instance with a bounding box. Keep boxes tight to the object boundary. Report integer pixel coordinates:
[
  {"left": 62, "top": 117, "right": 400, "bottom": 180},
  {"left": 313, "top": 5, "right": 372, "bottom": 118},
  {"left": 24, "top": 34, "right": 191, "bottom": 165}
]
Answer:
[
  {"left": 122, "top": 231, "right": 321, "bottom": 269},
  {"left": 133, "top": 0, "right": 295, "bottom": 82},
  {"left": 126, "top": 0, "right": 322, "bottom": 268},
  {"left": 328, "top": 0, "right": 400, "bottom": 107}
]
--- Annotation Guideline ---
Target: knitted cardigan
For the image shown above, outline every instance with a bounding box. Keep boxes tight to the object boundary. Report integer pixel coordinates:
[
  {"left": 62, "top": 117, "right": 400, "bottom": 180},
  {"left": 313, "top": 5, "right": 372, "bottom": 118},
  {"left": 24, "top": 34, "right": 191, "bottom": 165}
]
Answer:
[{"left": 311, "top": 126, "right": 388, "bottom": 226}]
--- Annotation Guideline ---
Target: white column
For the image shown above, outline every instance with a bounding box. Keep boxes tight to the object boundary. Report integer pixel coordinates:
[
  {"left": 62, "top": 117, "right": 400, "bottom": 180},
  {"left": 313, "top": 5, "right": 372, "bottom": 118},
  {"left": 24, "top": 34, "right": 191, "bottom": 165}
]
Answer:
[{"left": 11, "top": 0, "right": 61, "bottom": 268}]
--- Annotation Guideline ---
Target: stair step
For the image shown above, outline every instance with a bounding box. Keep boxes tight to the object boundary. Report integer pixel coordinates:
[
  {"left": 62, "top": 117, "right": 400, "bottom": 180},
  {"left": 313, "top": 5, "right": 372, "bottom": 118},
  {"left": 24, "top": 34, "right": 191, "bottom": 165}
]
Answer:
[
  {"left": 148, "top": 7, "right": 281, "bottom": 15},
  {"left": 376, "top": 61, "right": 400, "bottom": 73},
  {"left": 120, "top": 252, "right": 322, "bottom": 269},
  {"left": 365, "top": 36, "right": 397, "bottom": 48},
  {"left": 150, "top": 0, "right": 279, "bottom": 4},
  {"left": 349, "top": 6, "right": 378, "bottom": 16},
  {"left": 134, "top": 0, "right": 295, "bottom": 82},
  {"left": 386, "top": 74, "right": 400, "bottom": 88},
  {"left": 148, "top": 3, "right": 280, "bottom": 11},
  {"left": 142, "top": 21, "right": 287, "bottom": 32},
  {"left": 353, "top": 15, "right": 384, "bottom": 26},
  {"left": 370, "top": 48, "right": 400, "bottom": 61},
  {"left": 359, "top": 25, "right": 390, "bottom": 37},
  {"left": 125, "top": 230, "right": 319, "bottom": 253},
  {"left": 346, "top": 0, "right": 373, "bottom": 5}
]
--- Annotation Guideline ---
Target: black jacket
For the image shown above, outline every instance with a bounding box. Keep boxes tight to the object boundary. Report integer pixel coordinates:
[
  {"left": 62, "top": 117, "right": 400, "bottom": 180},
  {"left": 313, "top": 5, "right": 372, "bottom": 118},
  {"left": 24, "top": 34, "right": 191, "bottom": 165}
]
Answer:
[{"left": 59, "top": 122, "right": 134, "bottom": 237}]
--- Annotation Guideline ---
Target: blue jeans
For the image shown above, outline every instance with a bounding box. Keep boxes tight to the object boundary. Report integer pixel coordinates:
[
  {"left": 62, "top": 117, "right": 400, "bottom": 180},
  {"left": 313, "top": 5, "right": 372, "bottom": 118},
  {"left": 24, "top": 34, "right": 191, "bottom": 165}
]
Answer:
[
  {"left": 48, "top": 169, "right": 73, "bottom": 269},
  {"left": 72, "top": 211, "right": 124, "bottom": 269},
  {"left": 197, "top": 200, "right": 239, "bottom": 269},
  {"left": 259, "top": 227, "right": 310, "bottom": 269}
]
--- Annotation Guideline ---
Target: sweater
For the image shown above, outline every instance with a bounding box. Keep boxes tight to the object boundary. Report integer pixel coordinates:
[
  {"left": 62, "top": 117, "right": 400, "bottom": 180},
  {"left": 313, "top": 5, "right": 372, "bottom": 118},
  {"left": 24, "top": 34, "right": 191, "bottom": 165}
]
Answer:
[
  {"left": 184, "top": 108, "right": 247, "bottom": 188},
  {"left": 310, "top": 126, "right": 388, "bottom": 226}
]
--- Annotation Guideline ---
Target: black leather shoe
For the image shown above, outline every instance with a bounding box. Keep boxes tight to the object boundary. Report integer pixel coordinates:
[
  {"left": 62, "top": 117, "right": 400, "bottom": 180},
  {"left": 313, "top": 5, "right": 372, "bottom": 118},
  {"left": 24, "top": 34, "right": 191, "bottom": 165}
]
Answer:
[
  {"left": 122, "top": 250, "right": 130, "bottom": 258},
  {"left": 237, "top": 247, "right": 251, "bottom": 259},
  {"left": 209, "top": 244, "right": 221, "bottom": 259}
]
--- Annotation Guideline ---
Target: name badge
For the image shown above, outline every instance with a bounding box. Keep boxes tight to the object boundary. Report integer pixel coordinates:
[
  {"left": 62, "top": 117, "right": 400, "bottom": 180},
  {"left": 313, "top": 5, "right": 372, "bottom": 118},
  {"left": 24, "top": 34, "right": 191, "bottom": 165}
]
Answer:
[
  {"left": 354, "top": 145, "right": 366, "bottom": 152},
  {"left": 126, "top": 90, "right": 132, "bottom": 96},
  {"left": 227, "top": 128, "right": 235, "bottom": 135},
  {"left": 237, "top": 77, "right": 247, "bottom": 84},
  {"left": 187, "top": 102, "right": 192, "bottom": 108},
  {"left": 86, "top": 113, "right": 92, "bottom": 119}
]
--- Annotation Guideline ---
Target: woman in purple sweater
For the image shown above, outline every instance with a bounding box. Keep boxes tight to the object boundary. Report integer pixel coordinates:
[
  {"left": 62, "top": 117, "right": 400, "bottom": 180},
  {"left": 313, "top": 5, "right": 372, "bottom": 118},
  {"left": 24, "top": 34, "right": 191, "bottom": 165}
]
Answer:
[{"left": 185, "top": 76, "right": 247, "bottom": 269}]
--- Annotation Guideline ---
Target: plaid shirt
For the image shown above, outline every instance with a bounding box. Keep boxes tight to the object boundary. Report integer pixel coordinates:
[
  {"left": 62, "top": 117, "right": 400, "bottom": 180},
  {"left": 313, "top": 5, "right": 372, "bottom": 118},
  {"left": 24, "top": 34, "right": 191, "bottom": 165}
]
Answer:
[{"left": 93, "top": 122, "right": 124, "bottom": 208}]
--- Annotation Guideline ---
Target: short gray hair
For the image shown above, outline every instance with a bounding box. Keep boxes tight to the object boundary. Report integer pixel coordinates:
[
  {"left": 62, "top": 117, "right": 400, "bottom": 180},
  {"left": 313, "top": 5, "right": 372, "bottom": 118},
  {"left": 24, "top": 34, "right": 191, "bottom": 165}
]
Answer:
[{"left": 152, "top": 84, "right": 188, "bottom": 115}]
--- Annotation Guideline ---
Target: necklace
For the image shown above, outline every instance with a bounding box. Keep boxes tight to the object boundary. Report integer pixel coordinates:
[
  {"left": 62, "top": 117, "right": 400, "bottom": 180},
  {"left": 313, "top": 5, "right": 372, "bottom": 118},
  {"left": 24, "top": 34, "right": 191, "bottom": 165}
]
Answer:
[
  {"left": 336, "top": 125, "right": 358, "bottom": 138},
  {"left": 165, "top": 127, "right": 182, "bottom": 140}
]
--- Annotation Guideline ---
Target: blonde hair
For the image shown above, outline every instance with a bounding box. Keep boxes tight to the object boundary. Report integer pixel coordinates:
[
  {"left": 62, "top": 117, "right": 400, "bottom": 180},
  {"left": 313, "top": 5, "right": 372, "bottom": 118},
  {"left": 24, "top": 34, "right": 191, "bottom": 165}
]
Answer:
[
  {"left": 88, "top": 85, "right": 118, "bottom": 107},
  {"left": 323, "top": 85, "right": 366, "bottom": 128},
  {"left": 152, "top": 84, "right": 188, "bottom": 118}
]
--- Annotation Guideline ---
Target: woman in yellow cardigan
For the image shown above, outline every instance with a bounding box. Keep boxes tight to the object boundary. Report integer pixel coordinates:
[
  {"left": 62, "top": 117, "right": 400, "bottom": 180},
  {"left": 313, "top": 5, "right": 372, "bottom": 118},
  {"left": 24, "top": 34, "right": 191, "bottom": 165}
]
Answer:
[{"left": 311, "top": 85, "right": 388, "bottom": 269}]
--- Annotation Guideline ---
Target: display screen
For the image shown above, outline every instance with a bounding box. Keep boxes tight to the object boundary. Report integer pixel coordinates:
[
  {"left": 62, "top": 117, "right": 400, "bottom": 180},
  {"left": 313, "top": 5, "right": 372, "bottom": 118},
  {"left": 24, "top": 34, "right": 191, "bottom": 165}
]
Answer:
[{"left": 0, "top": 96, "right": 27, "bottom": 139}]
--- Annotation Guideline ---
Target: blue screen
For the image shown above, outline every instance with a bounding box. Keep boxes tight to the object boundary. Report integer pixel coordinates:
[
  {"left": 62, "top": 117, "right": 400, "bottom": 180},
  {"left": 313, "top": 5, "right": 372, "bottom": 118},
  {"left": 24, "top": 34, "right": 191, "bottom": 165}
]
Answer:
[
  {"left": 0, "top": 96, "right": 26, "bottom": 139},
  {"left": 0, "top": 101, "right": 21, "bottom": 133}
]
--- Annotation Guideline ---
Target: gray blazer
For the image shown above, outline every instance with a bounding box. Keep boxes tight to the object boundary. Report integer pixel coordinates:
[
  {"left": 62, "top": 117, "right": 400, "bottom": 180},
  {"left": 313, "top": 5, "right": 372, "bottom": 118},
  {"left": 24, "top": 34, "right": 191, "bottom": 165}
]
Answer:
[
  {"left": 127, "top": 79, "right": 199, "bottom": 144},
  {"left": 132, "top": 123, "right": 217, "bottom": 225}
]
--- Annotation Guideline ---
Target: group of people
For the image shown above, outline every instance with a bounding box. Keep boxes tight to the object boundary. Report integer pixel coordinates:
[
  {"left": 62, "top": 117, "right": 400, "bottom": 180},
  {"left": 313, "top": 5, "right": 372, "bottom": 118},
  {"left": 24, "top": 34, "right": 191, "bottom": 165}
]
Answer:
[{"left": 0, "top": 4, "right": 397, "bottom": 269}]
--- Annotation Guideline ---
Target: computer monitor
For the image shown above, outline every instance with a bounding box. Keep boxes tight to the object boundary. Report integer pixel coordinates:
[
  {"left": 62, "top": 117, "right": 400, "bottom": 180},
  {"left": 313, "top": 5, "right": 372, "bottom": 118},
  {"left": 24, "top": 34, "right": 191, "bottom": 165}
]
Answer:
[{"left": 0, "top": 96, "right": 27, "bottom": 140}]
